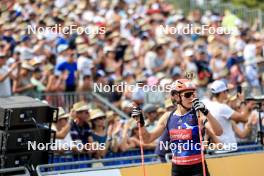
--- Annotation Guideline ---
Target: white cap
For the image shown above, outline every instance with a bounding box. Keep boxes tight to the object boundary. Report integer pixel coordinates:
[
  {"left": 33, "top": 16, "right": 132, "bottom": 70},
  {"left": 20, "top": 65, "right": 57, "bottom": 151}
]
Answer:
[
  {"left": 184, "top": 49, "right": 194, "bottom": 57},
  {"left": 211, "top": 80, "right": 228, "bottom": 94},
  {"left": 57, "top": 44, "right": 68, "bottom": 53}
]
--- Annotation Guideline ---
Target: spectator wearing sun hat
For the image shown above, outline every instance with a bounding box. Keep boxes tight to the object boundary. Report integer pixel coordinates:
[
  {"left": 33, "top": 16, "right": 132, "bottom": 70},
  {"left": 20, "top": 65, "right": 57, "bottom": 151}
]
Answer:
[
  {"left": 164, "top": 98, "right": 175, "bottom": 111},
  {"left": 52, "top": 107, "right": 75, "bottom": 152},
  {"left": 13, "top": 62, "right": 36, "bottom": 97},
  {"left": 70, "top": 101, "right": 92, "bottom": 145},
  {"left": 89, "top": 109, "right": 114, "bottom": 159}
]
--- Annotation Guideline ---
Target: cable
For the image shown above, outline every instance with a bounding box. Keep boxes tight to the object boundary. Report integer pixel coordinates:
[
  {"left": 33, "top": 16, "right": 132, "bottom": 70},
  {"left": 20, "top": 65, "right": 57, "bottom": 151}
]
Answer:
[
  {"left": 137, "top": 122, "right": 147, "bottom": 176},
  {"left": 196, "top": 111, "right": 207, "bottom": 176}
]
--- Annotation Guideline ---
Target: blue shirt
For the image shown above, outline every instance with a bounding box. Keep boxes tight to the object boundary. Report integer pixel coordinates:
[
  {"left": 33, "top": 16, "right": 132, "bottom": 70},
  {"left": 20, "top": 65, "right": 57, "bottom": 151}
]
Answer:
[
  {"left": 165, "top": 109, "right": 202, "bottom": 165},
  {"left": 57, "top": 61, "right": 77, "bottom": 86},
  {"left": 91, "top": 132, "right": 107, "bottom": 144}
]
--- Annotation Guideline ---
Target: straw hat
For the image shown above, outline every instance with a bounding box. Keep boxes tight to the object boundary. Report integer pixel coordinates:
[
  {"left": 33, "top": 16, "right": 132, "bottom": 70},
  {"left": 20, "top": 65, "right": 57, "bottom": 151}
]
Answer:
[
  {"left": 75, "top": 36, "right": 85, "bottom": 44},
  {"left": 72, "top": 101, "right": 90, "bottom": 112},
  {"left": 77, "top": 44, "right": 88, "bottom": 54},
  {"left": 21, "top": 62, "right": 35, "bottom": 71},
  {"left": 89, "top": 109, "right": 106, "bottom": 120},
  {"left": 157, "top": 107, "right": 165, "bottom": 113},
  {"left": 43, "top": 64, "right": 54, "bottom": 72},
  {"left": 128, "top": 119, "right": 138, "bottom": 130},
  {"left": 164, "top": 98, "right": 174, "bottom": 109},
  {"left": 106, "top": 110, "right": 119, "bottom": 121},
  {"left": 58, "top": 107, "right": 70, "bottom": 120}
]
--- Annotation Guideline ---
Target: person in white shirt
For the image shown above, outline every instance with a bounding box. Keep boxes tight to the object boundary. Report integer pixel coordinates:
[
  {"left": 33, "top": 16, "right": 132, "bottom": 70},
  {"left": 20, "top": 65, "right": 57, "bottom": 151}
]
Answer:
[
  {"left": 0, "top": 54, "right": 20, "bottom": 97},
  {"left": 204, "top": 80, "right": 252, "bottom": 152},
  {"left": 52, "top": 107, "right": 75, "bottom": 153}
]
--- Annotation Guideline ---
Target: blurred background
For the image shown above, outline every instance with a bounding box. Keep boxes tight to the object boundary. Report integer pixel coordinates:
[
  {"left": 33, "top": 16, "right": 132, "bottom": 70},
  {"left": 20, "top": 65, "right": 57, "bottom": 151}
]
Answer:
[{"left": 0, "top": 0, "right": 264, "bottom": 175}]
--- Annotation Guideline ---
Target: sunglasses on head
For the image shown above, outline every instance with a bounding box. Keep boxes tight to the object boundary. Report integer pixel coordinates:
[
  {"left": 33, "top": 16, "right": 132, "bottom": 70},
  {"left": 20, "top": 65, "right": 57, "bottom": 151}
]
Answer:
[{"left": 182, "top": 91, "right": 195, "bottom": 98}]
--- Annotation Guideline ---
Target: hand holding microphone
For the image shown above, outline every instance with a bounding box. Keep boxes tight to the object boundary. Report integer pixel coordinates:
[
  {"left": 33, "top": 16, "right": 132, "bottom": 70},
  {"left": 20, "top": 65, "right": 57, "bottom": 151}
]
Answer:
[{"left": 192, "top": 98, "right": 209, "bottom": 116}]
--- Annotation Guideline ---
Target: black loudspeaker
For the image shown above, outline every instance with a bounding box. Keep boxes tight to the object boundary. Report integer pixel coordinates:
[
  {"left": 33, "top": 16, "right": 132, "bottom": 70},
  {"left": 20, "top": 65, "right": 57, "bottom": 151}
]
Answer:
[
  {"left": 0, "top": 151, "right": 50, "bottom": 168},
  {"left": 0, "top": 128, "right": 54, "bottom": 152},
  {"left": 0, "top": 96, "right": 58, "bottom": 129},
  {"left": 0, "top": 96, "right": 58, "bottom": 170}
]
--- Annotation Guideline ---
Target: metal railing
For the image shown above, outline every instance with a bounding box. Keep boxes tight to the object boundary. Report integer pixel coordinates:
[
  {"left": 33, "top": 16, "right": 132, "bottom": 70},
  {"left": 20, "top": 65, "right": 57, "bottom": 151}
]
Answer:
[
  {"left": 167, "top": 0, "right": 263, "bottom": 31},
  {"left": 35, "top": 91, "right": 129, "bottom": 119},
  {"left": 36, "top": 154, "right": 159, "bottom": 176},
  {"left": 0, "top": 166, "right": 30, "bottom": 176}
]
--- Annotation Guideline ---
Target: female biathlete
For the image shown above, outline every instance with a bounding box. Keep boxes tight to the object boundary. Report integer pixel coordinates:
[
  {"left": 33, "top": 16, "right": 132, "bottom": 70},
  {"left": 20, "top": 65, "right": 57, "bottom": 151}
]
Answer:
[{"left": 131, "top": 79, "right": 223, "bottom": 176}]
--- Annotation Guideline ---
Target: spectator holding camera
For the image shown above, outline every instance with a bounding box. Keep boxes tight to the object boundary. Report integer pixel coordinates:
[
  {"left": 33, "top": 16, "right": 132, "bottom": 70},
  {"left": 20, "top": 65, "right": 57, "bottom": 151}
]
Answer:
[{"left": 204, "top": 80, "right": 252, "bottom": 152}]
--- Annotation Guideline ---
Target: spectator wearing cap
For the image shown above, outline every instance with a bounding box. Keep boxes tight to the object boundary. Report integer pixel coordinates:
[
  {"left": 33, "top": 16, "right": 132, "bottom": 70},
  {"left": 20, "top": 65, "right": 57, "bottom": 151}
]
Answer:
[
  {"left": 0, "top": 54, "right": 20, "bottom": 97},
  {"left": 182, "top": 48, "right": 197, "bottom": 74},
  {"left": 143, "top": 104, "right": 159, "bottom": 133},
  {"left": 13, "top": 62, "right": 36, "bottom": 97},
  {"left": 15, "top": 35, "right": 34, "bottom": 61},
  {"left": 57, "top": 48, "right": 78, "bottom": 92},
  {"left": 204, "top": 80, "right": 252, "bottom": 152},
  {"left": 70, "top": 101, "right": 93, "bottom": 147}
]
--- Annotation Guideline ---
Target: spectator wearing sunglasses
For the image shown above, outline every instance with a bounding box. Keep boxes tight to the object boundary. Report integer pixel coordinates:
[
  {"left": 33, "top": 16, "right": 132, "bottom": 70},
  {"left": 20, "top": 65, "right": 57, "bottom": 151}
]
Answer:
[{"left": 90, "top": 109, "right": 109, "bottom": 159}]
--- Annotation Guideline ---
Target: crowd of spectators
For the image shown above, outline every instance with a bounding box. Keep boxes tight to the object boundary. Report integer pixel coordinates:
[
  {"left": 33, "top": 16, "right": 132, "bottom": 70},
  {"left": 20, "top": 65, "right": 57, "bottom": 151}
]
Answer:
[{"left": 1, "top": 0, "right": 264, "bottom": 163}]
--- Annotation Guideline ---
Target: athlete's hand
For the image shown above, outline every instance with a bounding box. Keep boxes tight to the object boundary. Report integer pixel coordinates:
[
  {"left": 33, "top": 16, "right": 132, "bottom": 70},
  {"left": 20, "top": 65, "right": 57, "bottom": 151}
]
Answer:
[
  {"left": 192, "top": 98, "right": 209, "bottom": 116},
  {"left": 131, "top": 106, "right": 145, "bottom": 127}
]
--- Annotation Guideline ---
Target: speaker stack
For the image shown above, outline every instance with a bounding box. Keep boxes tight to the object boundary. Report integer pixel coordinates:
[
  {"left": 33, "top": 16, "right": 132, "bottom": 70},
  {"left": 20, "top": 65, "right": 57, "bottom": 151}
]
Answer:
[{"left": 0, "top": 96, "right": 58, "bottom": 170}]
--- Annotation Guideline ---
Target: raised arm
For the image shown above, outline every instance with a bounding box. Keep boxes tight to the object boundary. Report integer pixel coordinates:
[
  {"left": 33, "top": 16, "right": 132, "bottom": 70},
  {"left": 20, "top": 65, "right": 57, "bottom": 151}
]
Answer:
[{"left": 132, "top": 108, "right": 169, "bottom": 144}]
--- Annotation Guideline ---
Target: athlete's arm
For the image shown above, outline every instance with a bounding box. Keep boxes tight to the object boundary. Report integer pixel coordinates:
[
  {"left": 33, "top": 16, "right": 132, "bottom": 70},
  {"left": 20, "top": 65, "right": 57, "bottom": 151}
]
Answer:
[{"left": 137, "top": 111, "right": 169, "bottom": 144}]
